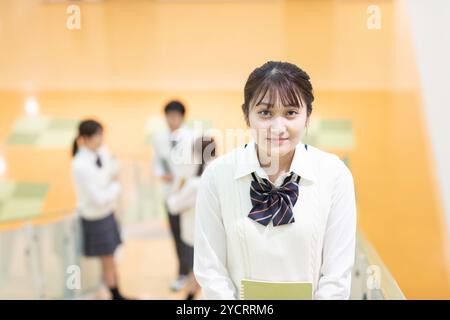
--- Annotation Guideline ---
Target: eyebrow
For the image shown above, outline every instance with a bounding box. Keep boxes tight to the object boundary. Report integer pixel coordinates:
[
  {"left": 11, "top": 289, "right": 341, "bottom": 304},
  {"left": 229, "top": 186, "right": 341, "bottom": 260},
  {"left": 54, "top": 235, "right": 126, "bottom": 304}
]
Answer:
[
  {"left": 256, "top": 102, "right": 273, "bottom": 107},
  {"left": 256, "top": 102, "right": 300, "bottom": 109}
]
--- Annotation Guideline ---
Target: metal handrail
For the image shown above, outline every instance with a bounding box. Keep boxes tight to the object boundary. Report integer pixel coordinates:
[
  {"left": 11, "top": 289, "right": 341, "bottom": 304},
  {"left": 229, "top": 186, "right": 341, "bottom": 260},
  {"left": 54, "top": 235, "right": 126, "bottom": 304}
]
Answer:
[{"left": 0, "top": 208, "right": 76, "bottom": 232}]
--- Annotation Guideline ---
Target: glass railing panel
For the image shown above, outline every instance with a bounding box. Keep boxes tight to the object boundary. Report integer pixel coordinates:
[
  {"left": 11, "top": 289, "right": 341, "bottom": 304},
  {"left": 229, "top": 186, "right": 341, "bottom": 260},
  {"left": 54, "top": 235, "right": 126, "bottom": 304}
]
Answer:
[
  {"left": 0, "top": 213, "right": 102, "bottom": 299},
  {"left": 351, "top": 231, "right": 406, "bottom": 300}
]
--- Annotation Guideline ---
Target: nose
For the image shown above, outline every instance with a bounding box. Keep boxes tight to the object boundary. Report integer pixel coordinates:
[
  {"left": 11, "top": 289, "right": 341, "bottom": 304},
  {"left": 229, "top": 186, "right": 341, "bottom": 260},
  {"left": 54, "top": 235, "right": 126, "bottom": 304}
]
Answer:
[{"left": 269, "top": 116, "right": 287, "bottom": 136}]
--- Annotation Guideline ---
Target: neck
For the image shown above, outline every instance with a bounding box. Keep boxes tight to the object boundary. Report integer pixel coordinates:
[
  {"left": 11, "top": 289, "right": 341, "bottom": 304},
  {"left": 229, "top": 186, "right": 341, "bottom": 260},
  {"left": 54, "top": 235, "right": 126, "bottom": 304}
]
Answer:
[
  {"left": 256, "top": 145, "right": 295, "bottom": 181},
  {"left": 170, "top": 124, "right": 183, "bottom": 133},
  {"left": 83, "top": 145, "right": 98, "bottom": 154}
]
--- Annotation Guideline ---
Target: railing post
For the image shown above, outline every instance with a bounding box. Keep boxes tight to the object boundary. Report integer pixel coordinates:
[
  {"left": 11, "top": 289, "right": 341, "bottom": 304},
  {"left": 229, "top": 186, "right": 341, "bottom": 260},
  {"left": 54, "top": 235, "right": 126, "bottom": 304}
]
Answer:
[
  {"left": 24, "top": 222, "right": 45, "bottom": 299},
  {"left": 62, "top": 215, "right": 78, "bottom": 299}
]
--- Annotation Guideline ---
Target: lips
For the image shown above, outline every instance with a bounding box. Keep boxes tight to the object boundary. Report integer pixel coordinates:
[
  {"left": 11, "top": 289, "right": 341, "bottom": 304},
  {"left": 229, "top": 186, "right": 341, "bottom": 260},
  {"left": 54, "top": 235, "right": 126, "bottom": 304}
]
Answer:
[{"left": 267, "top": 138, "right": 289, "bottom": 144}]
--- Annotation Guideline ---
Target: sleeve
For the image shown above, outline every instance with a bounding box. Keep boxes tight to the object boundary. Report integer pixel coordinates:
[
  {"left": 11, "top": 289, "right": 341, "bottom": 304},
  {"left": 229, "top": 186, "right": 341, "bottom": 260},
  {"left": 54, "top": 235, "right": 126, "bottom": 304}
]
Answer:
[
  {"left": 314, "top": 159, "right": 357, "bottom": 300},
  {"left": 151, "top": 132, "right": 169, "bottom": 177},
  {"left": 193, "top": 165, "right": 237, "bottom": 300},
  {"left": 100, "top": 147, "right": 120, "bottom": 179},
  {"left": 167, "top": 180, "right": 198, "bottom": 215},
  {"left": 153, "top": 148, "right": 167, "bottom": 177},
  {"left": 73, "top": 164, "right": 121, "bottom": 208}
]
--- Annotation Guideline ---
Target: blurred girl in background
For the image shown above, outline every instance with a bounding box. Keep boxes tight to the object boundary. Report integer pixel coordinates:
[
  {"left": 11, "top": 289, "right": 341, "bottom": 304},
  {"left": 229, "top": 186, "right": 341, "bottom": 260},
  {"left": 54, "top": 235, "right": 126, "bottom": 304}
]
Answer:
[
  {"left": 72, "top": 119, "right": 128, "bottom": 300},
  {"left": 167, "top": 136, "right": 216, "bottom": 300}
]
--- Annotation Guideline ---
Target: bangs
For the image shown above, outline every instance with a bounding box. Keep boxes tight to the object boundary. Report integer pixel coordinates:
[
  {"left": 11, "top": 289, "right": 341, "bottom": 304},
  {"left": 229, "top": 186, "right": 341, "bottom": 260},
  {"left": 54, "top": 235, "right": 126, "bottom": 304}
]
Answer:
[{"left": 251, "top": 76, "right": 305, "bottom": 110}]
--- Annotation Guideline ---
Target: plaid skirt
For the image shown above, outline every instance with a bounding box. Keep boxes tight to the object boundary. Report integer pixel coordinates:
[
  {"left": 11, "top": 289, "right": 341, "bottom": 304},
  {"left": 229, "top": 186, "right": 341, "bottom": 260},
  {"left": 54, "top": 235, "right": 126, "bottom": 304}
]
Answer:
[{"left": 81, "top": 213, "right": 122, "bottom": 257}]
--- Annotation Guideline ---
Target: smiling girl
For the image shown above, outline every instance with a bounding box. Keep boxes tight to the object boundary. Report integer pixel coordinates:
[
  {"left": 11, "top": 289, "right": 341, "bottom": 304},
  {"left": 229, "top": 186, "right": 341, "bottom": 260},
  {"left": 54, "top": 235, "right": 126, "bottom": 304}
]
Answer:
[{"left": 194, "top": 61, "right": 357, "bottom": 300}]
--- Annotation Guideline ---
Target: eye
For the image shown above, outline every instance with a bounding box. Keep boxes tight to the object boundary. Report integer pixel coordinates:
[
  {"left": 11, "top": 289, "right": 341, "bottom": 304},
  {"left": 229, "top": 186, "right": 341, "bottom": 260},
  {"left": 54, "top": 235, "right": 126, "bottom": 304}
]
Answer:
[
  {"left": 286, "top": 110, "right": 299, "bottom": 117},
  {"left": 258, "top": 110, "right": 271, "bottom": 117}
]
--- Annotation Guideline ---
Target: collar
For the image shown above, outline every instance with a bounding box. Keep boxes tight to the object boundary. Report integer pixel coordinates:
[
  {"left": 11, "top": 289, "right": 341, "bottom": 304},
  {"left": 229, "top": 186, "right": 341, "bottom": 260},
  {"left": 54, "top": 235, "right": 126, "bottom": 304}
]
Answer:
[
  {"left": 78, "top": 146, "right": 99, "bottom": 163},
  {"left": 169, "top": 124, "right": 190, "bottom": 140},
  {"left": 233, "top": 140, "right": 316, "bottom": 183}
]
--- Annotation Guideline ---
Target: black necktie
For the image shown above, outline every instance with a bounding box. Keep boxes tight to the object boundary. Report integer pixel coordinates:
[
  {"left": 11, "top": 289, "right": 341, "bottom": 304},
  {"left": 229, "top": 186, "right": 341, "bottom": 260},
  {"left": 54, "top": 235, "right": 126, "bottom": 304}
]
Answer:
[
  {"left": 248, "top": 172, "right": 301, "bottom": 227},
  {"left": 95, "top": 155, "right": 103, "bottom": 168}
]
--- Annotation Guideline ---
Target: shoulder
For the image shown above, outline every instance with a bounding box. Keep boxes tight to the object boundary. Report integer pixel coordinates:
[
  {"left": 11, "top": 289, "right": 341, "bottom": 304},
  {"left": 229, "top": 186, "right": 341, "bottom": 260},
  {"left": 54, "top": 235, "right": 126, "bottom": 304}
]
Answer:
[
  {"left": 152, "top": 128, "right": 170, "bottom": 146},
  {"left": 71, "top": 153, "right": 93, "bottom": 177},
  {"left": 308, "top": 146, "right": 354, "bottom": 190},
  {"left": 72, "top": 153, "right": 84, "bottom": 170},
  {"left": 71, "top": 156, "right": 86, "bottom": 179},
  {"left": 97, "top": 146, "right": 110, "bottom": 158},
  {"left": 306, "top": 144, "right": 354, "bottom": 183},
  {"left": 307, "top": 144, "right": 342, "bottom": 167}
]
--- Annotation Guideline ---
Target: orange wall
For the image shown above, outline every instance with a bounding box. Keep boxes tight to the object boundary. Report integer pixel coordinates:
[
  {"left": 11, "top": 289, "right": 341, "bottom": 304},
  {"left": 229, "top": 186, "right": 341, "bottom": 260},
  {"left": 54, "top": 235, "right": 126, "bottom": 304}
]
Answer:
[{"left": 0, "top": 0, "right": 449, "bottom": 298}]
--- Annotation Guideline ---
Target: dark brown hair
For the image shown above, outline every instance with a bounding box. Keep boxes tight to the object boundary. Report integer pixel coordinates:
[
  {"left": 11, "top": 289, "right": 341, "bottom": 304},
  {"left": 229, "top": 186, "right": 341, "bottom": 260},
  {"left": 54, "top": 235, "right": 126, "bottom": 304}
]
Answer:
[
  {"left": 242, "top": 61, "right": 314, "bottom": 125},
  {"left": 72, "top": 119, "right": 103, "bottom": 157},
  {"left": 164, "top": 100, "right": 186, "bottom": 116},
  {"left": 195, "top": 136, "right": 216, "bottom": 176}
]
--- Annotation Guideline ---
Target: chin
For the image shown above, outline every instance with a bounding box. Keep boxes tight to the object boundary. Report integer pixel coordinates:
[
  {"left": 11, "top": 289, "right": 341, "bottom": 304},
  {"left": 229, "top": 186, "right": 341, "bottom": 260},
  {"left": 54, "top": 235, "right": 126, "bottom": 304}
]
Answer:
[
  {"left": 272, "top": 145, "right": 292, "bottom": 155},
  {"left": 266, "top": 142, "right": 294, "bottom": 156}
]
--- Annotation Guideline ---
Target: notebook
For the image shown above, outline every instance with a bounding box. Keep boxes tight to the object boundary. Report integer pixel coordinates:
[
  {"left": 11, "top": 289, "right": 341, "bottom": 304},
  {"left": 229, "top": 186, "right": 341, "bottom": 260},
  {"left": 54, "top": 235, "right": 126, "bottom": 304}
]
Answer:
[
  {"left": 240, "top": 279, "right": 313, "bottom": 300},
  {"left": 161, "top": 158, "right": 171, "bottom": 175}
]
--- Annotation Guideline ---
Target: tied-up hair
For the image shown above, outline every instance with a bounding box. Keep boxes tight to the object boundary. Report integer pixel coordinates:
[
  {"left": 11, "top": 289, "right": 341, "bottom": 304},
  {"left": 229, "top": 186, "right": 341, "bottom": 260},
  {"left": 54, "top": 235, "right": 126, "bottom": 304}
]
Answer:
[
  {"left": 72, "top": 119, "right": 103, "bottom": 157},
  {"left": 242, "top": 61, "right": 314, "bottom": 125}
]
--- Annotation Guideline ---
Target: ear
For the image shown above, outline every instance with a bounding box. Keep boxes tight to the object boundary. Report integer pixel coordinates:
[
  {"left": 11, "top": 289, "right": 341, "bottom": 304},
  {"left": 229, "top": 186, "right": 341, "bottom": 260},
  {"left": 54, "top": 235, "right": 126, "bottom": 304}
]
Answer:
[{"left": 76, "top": 135, "right": 84, "bottom": 147}]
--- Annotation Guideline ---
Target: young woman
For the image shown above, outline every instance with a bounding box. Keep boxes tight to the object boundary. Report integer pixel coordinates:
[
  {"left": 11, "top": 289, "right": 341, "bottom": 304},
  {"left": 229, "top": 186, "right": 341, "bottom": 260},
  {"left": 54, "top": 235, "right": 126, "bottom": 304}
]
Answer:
[
  {"left": 167, "top": 136, "right": 216, "bottom": 300},
  {"left": 71, "top": 119, "right": 127, "bottom": 300},
  {"left": 194, "top": 61, "right": 357, "bottom": 300}
]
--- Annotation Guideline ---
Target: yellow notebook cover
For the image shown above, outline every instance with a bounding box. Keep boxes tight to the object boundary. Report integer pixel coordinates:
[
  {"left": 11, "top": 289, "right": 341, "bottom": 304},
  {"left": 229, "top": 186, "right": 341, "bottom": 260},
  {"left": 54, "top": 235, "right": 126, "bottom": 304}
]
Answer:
[{"left": 240, "top": 279, "right": 313, "bottom": 300}]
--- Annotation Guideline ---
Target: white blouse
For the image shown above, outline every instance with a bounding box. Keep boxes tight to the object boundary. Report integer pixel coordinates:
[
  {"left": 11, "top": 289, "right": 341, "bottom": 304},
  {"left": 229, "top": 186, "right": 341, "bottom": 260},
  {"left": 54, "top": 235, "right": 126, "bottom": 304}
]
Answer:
[
  {"left": 152, "top": 125, "right": 195, "bottom": 200},
  {"left": 72, "top": 146, "right": 121, "bottom": 221},
  {"left": 194, "top": 140, "right": 357, "bottom": 300},
  {"left": 167, "top": 176, "right": 201, "bottom": 246}
]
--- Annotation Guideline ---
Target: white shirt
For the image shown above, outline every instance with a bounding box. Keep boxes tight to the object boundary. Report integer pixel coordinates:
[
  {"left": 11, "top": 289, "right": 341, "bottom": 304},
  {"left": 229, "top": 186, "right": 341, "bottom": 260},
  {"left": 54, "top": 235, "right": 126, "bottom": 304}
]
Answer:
[
  {"left": 194, "top": 140, "right": 357, "bottom": 300},
  {"left": 167, "top": 176, "right": 201, "bottom": 246},
  {"left": 152, "top": 125, "right": 196, "bottom": 200},
  {"left": 72, "top": 146, "right": 121, "bottom": 221}
]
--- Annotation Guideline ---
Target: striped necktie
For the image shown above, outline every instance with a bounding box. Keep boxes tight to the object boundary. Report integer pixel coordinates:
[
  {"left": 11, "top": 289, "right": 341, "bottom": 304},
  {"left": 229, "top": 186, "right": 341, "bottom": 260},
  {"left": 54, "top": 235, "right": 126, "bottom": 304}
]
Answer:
[
  {"left": 95, "top": 154, "right": 103, "bottom": 168},
  {"left": 248, "top": 172, "right": 301, "bottom": 227}
]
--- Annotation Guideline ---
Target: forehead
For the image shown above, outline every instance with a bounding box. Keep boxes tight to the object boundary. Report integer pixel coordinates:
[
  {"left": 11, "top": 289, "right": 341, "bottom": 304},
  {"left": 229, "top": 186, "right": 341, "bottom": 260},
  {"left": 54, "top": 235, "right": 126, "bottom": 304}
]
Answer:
[
  {"left": 166, "top": 111, "right": 183, "bottom": 117},
  {"left": 253, "top": 86, "right": 304, "bottom": 109},
  {"left": 92, "top": 130, "right": 103, "bottom": 136}
]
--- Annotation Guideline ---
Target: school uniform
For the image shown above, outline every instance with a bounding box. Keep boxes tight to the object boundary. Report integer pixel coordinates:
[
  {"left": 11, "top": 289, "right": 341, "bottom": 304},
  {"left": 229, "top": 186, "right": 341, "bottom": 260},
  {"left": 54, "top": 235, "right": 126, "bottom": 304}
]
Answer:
[
  {"left": 167, "top": 175, "right": 201, "bottom": 271},
  {"left": 167, "top": 176, "right": 200, "bottom": 247},
  {"left": 72, "top": 146, "right": 122, "bottom": 257},
  {"left": 153, "top": 125, "right": 196, "bottom": 276},
  {"left": 153, "top": 125, "right": 195, "bottom": 197},
  {"left": 194, "top": 140, "right": 357, "bottom": 300}
]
